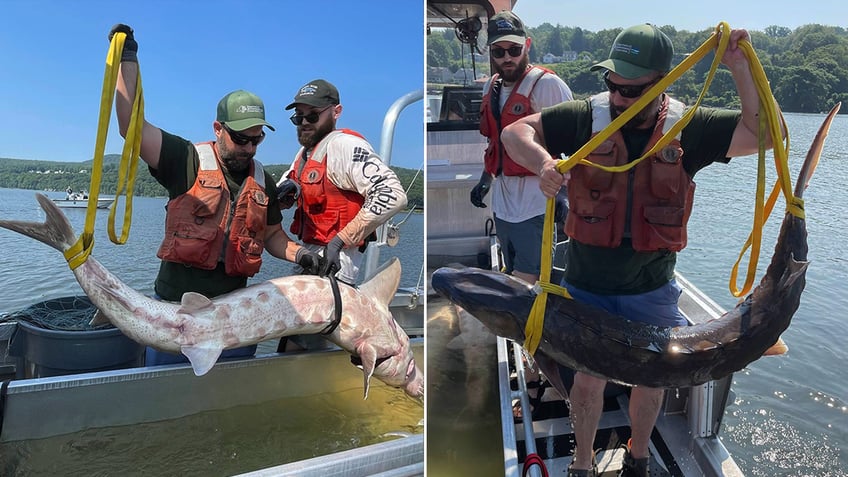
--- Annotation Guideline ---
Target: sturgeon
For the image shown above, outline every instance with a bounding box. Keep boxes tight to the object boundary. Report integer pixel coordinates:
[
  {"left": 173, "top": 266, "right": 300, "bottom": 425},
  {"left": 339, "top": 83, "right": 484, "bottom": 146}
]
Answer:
[
  {"left": 432, "top": 104, "right": 840, "bottom": 388},
  {"left": 0, "top": 197, "right": 423, "bottom": 400}
]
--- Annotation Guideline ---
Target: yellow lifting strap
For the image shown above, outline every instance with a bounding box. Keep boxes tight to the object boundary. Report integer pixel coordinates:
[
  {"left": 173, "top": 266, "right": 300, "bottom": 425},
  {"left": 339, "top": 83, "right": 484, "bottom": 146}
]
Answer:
[
  {"left": 63, "top": 32, "right": 143, "bottom": 270},
  {"left": 523, "top": 22, "right": 798, "bottom": 355}
]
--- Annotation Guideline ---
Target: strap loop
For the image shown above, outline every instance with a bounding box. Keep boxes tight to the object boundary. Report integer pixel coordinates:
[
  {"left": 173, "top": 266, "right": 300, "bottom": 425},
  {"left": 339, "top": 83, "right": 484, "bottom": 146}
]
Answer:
[
  {"left": 64, "top": 31, "right": 142, "bottom": 270},
  {"left": 523, "top": 22, "right": 796, "bottom": 354}
]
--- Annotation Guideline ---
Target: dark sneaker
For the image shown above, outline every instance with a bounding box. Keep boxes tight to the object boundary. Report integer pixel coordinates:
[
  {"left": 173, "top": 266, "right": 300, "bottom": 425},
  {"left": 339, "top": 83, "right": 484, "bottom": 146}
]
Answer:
[{"left": 621, "top": 442, "right": 649, "bottom": 477}]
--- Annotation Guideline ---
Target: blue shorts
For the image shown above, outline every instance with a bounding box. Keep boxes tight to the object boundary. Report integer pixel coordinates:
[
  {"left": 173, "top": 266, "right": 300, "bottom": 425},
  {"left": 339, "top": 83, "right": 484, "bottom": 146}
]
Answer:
[
  {"left": 561, "top": 279, "right": 688, "bottom": 328},
  {"left": 494, "top": 214, "right": 549, "bottom": 276}
]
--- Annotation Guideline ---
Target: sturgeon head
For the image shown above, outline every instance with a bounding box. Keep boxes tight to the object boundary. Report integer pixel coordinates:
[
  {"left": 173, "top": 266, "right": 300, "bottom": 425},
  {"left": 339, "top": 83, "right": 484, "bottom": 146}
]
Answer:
[
  {"left": 0, "top": 196, "right": 423, "bottom": 400},
  {"left": 322, "top": 258, "right": 424, "bottom": 401},
  {"left": 433, "top": 103, "right": 841, "bottom": 388}
]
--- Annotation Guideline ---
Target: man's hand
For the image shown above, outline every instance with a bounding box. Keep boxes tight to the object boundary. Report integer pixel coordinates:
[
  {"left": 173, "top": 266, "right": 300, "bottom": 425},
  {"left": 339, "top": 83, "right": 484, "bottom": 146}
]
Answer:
[
  {"left": 719, "top": 28, "right": 751, "bottom": 71},
  {"left": 320, "top": 236, "right": 345, "bottom": 277},
  {"left": 295, "top": 248, "right": 324, "bottom": 275},
  {"left": 108, "top": 24, "right": 138, "bottom": 63},
  {"left": 276, "top": 179, "right": 300, "bottom": 209},
  {"left": 470, "top": 175, "right": 493, "bottom": 208}
]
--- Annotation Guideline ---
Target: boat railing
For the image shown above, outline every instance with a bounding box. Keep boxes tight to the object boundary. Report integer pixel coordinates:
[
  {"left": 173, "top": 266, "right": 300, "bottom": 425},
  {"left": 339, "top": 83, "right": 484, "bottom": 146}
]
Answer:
[{"left": 361, "top": 89, "right": 424, "bottom": 284}]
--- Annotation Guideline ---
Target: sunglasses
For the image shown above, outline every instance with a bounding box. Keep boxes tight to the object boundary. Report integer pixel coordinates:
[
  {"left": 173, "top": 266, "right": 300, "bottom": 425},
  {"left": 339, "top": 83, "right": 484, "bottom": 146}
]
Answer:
[
  {"left": 603, "top": 72, "right": 661, "bottom": 99},
  {"left": 491, "top": 45, "right": 523, "bottom": 59},
  {"left": 289, "top": 105, "right": 333, "bottom": 126},
  {"left": 222, "top": 123, "right": 265, "bottom": 146}
]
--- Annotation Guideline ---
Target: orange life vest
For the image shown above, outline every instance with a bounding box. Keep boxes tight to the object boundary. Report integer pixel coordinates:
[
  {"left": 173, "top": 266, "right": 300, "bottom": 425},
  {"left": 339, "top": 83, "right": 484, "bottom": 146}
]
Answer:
[
  {"left": 157, "top": 142, "right": 269, "bottom": 277},
  {"left": 565, "top": 93, "right": 694, "bottom": 252},
  {"left": 479, "top": 65, "right": 554, "bottom": 176},
  {"left": 289, "top": 129, "right": 366, "bottom": 246}
]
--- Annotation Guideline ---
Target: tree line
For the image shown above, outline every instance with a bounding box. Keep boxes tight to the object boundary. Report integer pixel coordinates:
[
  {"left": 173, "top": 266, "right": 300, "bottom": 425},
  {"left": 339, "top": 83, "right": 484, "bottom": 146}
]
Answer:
[
  {"left": 0, "top": 155, "right": 424, "bottom": 210},
  {"left": 428, "top": 23, "right": 848, "bottom": 113}
]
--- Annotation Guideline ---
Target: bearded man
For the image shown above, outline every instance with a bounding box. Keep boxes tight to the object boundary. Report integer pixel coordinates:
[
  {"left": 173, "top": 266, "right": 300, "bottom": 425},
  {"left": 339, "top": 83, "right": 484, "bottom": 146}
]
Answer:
[
  {"left": 111, "top": 24, "right": 323, "bottom": 365},
  {"left": 276, "top": 79, "right": 407, "bottom": 284},
  {"left": 470, "top": 11, "right": 573, "bottom": 284}
]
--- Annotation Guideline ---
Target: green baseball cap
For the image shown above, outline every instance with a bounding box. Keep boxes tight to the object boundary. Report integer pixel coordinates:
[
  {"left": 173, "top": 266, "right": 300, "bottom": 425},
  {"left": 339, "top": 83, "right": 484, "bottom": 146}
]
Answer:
[
  {"left": 285, "top": 79, "right": 340, "bottom": 110},
  {"left": 487, "top": 11, "right": 526, "bottom": 45},
  {"left": 216, "top": 90, "right": 275, "bottom": 131},
  {"left": 590, "top": 24, "right": 673, "bottom": 79}
]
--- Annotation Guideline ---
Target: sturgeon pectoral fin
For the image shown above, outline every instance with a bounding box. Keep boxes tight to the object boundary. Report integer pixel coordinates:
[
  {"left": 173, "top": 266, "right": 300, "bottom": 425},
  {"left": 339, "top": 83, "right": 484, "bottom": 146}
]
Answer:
[
  {"left": 89, "top": 309, "right": 112, "bottom": 326},
  {"left": 181, "top": 346, "right": 224, "bottom": 376},
  {"left": 763, "top": 336, "right": 789, "bottom": 356},
  {"left": 356, "top": 344, "right": 379, "bottom": 400}
]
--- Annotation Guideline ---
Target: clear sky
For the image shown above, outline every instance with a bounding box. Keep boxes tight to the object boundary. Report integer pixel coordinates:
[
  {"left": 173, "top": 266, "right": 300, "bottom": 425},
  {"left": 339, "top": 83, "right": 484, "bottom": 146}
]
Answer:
[
  {"left": 0, "top": 0, "right": 424, "bottom": 169},
  {"left": 513, "top": 0, "right": 847, "bottom": 33}
]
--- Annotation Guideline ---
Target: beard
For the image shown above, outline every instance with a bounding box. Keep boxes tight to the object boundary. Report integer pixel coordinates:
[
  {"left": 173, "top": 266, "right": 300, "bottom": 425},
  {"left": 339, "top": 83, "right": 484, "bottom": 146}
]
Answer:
[
  {"left": 297, "top": 117, "right": 336, "bottom": 149},
  {"left": 217, "top": 139, "right": 254, "bottom": 173},
  {"left": 495, "top": 54, "right": 530, "bottom": 83},
  {"left": 611, "top": 96, "right": 661, "bottom": 130}
]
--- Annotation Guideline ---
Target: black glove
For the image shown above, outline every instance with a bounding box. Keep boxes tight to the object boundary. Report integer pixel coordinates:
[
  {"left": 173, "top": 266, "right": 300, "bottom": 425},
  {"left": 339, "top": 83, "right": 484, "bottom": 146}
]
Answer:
[
  {"left": 320, "top": 236, "right": 345, "bottom": 277},
  {"left": 275, "top": 179, "right": 300, "bottom": 209},
  {"left": 295, "top": 248, "right": 324, "bottom": 275},
  {"left": 108, "top": 24, "right": 138, "bottom": 63},
  {"left": 554, "top": 189, "right": 569, "bottom": 223},
  {"left": 470, "top": 176, "right": 492, "bottom": 208}
]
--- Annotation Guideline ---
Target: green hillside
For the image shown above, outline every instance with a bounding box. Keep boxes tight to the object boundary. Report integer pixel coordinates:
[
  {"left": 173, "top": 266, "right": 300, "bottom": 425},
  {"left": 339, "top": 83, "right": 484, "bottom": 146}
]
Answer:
[{"left": 0, "top": 154, "right": 424, "bottom": 210}]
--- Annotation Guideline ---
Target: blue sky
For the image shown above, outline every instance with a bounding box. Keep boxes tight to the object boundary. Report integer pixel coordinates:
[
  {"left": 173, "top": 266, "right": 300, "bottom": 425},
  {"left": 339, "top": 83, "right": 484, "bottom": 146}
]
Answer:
[
  {"left": 513, "top": 0, "right": 847, "bottom": 33},
  {"left": 0, "top": 0, "right": 424, "bottom": 169}
]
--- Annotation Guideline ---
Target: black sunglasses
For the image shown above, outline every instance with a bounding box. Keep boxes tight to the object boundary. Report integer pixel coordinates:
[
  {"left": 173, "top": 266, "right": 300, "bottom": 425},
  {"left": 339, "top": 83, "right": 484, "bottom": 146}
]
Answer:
[
  {"left": 289, "top": 105, "right": 333, "bottom": 126},
  {"left": 222, "top": 123, "right": 265, "bottom": 146},
  {"left": 603, "top": 72, "right": 661, "bottom": 99},
  {"left": 491, "top": 45, "right": 523, "bottom": 59}
]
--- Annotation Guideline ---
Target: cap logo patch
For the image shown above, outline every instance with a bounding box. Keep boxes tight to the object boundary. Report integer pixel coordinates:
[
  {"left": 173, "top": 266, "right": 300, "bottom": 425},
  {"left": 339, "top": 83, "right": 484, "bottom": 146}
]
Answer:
[
  {"left": 493, "top": 19, "right": 515, "bottom": 32},
  {"left": 236, "top": 105, "right": 264, "bottom": 114},
  {"left": 299, "top": 85, "right": 319, "bottom": 96},
  {"left": 612, "top": 43, "right": 640, "bottom": 56}
]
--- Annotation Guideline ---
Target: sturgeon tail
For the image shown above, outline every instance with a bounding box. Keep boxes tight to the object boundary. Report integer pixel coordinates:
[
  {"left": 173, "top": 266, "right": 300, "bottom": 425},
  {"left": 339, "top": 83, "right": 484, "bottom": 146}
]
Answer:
[{"left": 0, "top": 194, "right": 76, "bottom": 253}]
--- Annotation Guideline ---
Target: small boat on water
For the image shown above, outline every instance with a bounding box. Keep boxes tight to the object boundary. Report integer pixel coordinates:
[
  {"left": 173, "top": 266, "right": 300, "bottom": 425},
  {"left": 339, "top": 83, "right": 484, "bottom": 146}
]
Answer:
[
  {"left": 426, "top": 1, "right": 744, "bottom": 475},
  {"left": 52, "top": 191, "right": 114, "bottom": 209},
  {"left": 1, "top": 89, "right": 425, "bottom": 476}
]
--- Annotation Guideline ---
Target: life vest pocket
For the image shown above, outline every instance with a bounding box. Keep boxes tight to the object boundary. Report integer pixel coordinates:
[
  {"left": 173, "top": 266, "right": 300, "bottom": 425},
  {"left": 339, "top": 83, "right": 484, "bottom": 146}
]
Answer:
[
  {"left": 565, "top": 199, "right": 622, "bottom": 248},
  {"left": 300, "top": 209, "right": 341, "bottom": 245},
  {"left": 158, "top": 224, "right": 221, "bottom": 270},
  {"left": 243, "top": 190, "right": 269, "bottom": 230},
  {"left": 649, "top": 147, "right": 684, "bottom": 199},
  {"left": 633, "top": 206, "right": 686, "bottom": 251},
  {"left": 583, "top": 140, "right": 618, "bottom": 191},
  {"left": 191, "top": 180, "right": 225, "bottom": 216},
  {"left": 225, "top": 236, "right": 263, "bottom": 277}
]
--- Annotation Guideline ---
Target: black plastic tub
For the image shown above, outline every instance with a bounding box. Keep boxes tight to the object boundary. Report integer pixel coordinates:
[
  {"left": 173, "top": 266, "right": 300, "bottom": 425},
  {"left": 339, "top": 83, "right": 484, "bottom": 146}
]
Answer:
[{"left": 8, "top": 296, "right": 144, "bottom": 378}]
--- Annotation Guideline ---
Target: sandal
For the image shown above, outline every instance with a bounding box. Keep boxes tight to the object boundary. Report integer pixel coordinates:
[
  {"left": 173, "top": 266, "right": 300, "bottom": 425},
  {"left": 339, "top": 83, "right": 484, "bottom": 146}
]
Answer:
[
  {"left": 566, "top": 451, "right": 597, "bottom": 477},
  {"left": 512, "top": 378, "right": 550, "bottom": 422},
  {"left": 566, "top": 466, "right": 597, "bottom": 477},
  {"left": 620, "top": 439, "right": 650, "bottom": 477}
]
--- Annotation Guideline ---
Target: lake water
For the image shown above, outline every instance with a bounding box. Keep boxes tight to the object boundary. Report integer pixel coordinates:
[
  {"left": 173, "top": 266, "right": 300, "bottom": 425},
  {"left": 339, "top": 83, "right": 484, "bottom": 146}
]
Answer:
[
  {"left": 0, "top": 192, "right": 424, "bottom": 315},
  {"left": 0, "top": 191, "right": 424, "bottom": 475},
  {"left": 426, "top": 112, "right": 847, "bottom": 476},
  {"left": 681, "top": 112, "right": 847, "bottom": 476}
]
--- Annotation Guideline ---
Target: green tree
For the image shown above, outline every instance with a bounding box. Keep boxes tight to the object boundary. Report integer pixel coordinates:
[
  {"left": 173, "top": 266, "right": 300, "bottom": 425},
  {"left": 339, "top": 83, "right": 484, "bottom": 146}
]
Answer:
[
  {"left": 773, "top": 66, "right": 834, "bottom": 112},
  {"left": 548, "top": 26, "right": 564, "bottom": 56},
  {"left": 764, "top": 25, "right": 791, "bottom": 38}
]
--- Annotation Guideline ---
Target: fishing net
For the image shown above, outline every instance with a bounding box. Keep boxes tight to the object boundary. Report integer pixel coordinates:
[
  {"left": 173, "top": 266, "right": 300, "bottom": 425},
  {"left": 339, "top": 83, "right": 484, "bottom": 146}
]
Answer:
[{"left": 1, "top": 296, "right": 114, "bottom": 332}]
